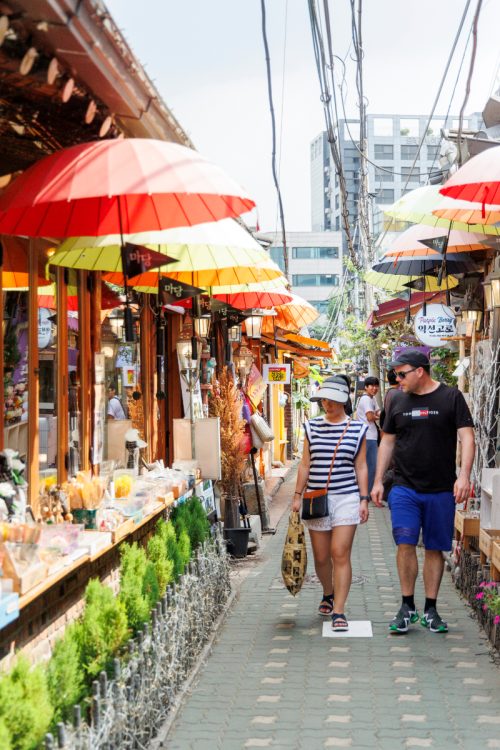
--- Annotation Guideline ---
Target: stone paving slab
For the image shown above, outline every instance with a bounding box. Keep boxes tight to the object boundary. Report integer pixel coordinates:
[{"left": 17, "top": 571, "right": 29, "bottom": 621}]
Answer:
[{"left": 165, "top": 476, "right": 500, "bottom": 750}]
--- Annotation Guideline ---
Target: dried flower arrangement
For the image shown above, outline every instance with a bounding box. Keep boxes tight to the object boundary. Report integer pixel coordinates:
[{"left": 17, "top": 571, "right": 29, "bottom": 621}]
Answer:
[{"left": 209, "top": 367, "right": 246, "bottom": 528}]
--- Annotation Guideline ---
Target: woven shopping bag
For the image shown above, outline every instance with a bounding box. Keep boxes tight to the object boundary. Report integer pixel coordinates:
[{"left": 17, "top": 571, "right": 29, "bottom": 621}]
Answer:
[{"left": 281, "top": 511, "right": 307, "bottom": 596}]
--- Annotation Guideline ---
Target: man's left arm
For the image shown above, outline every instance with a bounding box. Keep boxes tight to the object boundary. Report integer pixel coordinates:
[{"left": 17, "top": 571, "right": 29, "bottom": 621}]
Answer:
[{"left": 454, "top": 426, "right": 475, "bottom": 504}]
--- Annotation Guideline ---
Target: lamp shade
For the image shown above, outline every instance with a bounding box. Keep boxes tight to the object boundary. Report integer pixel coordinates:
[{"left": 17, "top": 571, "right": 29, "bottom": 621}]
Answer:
[
  {"left": 193, "top": 316, "right": 211, "bottom": 338},
  {"left": 227, "top": 325, "right": 242, "bottom": 343},
  {"left": 483, "top": 280, "right": 493, "bottom": 310},
  {"left": 234, "top": 344, "right": 253, "bottom": 375},
  {"left": 244, "top": 311, "right": 264, "bottom": 338},
  {"left": 490, "top": 271, "right": 500, "bottom": 308}
]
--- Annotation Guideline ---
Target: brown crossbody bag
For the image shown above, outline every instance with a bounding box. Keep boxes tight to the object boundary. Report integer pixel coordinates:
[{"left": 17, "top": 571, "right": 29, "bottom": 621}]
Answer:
[{"left": 302, "top": 420, "right": 352, "bottom": 520}]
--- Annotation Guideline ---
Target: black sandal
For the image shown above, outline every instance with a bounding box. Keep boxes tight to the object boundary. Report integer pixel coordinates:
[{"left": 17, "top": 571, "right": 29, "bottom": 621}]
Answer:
[
  {"left": 318, "top": 593, "right": 334, "bottom": 616},
  {"left": 331, "top": 613, "right": 349, "bottom": 631}
]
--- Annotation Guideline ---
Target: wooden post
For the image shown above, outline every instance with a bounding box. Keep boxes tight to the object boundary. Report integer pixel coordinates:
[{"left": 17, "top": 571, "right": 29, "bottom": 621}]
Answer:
[
  {"left": 28, "top": 240, "right": 40, "bottom": 512},
  {"left": 90, "top": 272, "right": 101, "bottom": 471},
  {"left": 78, "top": 271, "right": 91, "bottom": 471},
  {"left": 56, "top": 267, "right": 68, "bottom": 483},
  {"left": 0, "top": 241, "right": 4, "bottom": 452},
  {"left": 457, "top": 336, "right": 466, "bottom": 393},
  {"left": 140, "top": 299, "right": 154, "bottom": 462}
]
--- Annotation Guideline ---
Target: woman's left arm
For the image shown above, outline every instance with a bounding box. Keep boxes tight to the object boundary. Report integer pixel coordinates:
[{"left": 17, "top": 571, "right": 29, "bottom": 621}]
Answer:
[{"left": 354, "top": 437, "right": 369, "bottom": 523}]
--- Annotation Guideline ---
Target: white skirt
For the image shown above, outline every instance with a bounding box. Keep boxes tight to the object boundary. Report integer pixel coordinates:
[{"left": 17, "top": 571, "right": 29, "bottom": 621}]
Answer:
[{"left": 302, "top": 491, "right": 361, "bottom": 531}]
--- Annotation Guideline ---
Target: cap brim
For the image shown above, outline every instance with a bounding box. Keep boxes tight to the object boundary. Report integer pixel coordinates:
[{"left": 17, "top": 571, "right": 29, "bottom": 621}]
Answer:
[
  {"left": 310, "top": 387, "right": 349, "bottom": 404},
  {"left": 388, "top": 359, "right": 405, "bottom": 368}
]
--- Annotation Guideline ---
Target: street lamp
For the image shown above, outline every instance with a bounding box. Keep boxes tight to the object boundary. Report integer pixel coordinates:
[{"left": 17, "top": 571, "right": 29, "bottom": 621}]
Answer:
[
  {"left": 193, "top": 315, "right": 211, "bottom": 338},
  {"left": 227, "top": 324, "right": 242, "bottom": 343}
]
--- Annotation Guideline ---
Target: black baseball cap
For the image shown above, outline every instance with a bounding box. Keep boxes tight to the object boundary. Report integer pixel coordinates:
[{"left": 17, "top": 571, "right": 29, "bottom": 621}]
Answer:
[{"left": 388, "top": 349, "right": 430, "bottom": 368}]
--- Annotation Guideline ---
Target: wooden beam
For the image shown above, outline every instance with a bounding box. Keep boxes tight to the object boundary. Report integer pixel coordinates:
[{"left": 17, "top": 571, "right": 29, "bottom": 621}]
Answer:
[
  {"left": 27, "top": 240, "right": 39, "bottom": 513},
  {"left": 56, "top": 267, "right": 68, "bottom": 483},
  {"left": 78, "top": 271, "right": 91, "bottom": 471}
]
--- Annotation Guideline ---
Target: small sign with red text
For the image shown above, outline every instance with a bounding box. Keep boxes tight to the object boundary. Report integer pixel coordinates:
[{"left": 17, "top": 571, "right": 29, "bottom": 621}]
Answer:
[{"left": 263, "top": 363, "right": 291, "bottom": 385}]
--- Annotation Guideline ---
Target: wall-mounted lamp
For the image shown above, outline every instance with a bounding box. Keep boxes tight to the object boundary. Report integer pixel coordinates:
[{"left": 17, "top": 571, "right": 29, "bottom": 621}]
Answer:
[
  {"left": 227, "top": 324, "right": 242, "bottom": 343},
  {"left": 461, "top": 300, "right": 483, "bottom": 332},
  {"left": 483, "top": 280, "right": 493, "bottom": 311},
  {"left": 487, "top": 268, "right": 500, "bottom": 309},
  {"left": 244, "top": 309, "right": 265, "bottom": 339},
  {"left": 193, "top": 316, "right": 211, "bottom": 338},
  {"left": 234, "top": 343, "right": 254, "bottom": 377}
]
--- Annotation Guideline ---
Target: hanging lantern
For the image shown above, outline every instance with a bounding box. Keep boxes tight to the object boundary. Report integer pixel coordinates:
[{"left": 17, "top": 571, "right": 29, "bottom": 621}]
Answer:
[
  {"left": 234, "top": 344, "right": 254, "bottom": 375},
  {"left": 227, "top": 324, "right": 242, "bottom": 343},
  {"left": 244, "top": 309, "right": 265, "bottom": 339},
  {"left": 193, "top": 316, "right": 211, "bottom": 338}
]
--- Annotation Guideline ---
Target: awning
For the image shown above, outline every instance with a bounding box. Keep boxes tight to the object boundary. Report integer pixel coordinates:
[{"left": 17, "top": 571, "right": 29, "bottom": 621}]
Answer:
[
  {"left": 367, "top": 291, "right": 446, "bottom": 328},
  {"left": 261, "top": 334, "right": 334, "bottom": 360},
  {"left": 282, "top": 332, "right": 332, "bottom": 351}
]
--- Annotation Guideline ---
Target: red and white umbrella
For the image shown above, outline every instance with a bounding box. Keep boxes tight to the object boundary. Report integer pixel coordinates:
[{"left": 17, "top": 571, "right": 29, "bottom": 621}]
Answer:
[
  {"left": 0, "top": 139, "right": 255, "bottom": 237},
  {"left": 440, "top": 145, "right": 500, "bottom": 211}
]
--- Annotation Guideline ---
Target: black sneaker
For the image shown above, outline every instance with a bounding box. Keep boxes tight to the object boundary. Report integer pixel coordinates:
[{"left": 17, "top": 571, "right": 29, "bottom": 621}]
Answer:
[
  {"left": 420, "top": 607, "right": 448, "bottom": 633},
  {"left": 389, "top": 603, "right": 420, "bottom": 634}
]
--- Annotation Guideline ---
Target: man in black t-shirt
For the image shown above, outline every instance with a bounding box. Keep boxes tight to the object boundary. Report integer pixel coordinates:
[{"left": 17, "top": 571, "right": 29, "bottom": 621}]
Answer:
[{"left": 371, "top": 350, "right": 475, "bottom": 634}]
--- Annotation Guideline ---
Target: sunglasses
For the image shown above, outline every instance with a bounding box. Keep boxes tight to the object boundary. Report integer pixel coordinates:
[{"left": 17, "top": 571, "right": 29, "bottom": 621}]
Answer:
[{"left": 395, "top": 368, "right": 418, "bottom": 380}]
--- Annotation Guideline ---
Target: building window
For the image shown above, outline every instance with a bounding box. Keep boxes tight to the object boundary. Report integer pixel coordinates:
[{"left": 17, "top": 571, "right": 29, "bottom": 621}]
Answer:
[
  {"left": 401, "top": 144, "right": 419, "bottom": 160},
  {"left": 401, "top": 166, "right": 421, "bottom": 183},
  {"left": 291, "top": 247, "right": 339, "bottom": 260},
  {"left": 375, "top": 166, "right": 394, "bottom": 183},
  {"left": 311, "top": 300, "right": 329, "bottom": 314},
  {"left": 270, "top": 247, "right": 286, "bottom": 272},
  {"left": 427, "top": 144, "right": 440, "bottom": 161},
  {"left": 376, "top": 189, "right": 395, "bottom": 204},
  {"left": 292, "top": 274, "right": 340, "bottom": 287},
  {"left": 374, "top": 144, "right": 394, "bottom": 160}
]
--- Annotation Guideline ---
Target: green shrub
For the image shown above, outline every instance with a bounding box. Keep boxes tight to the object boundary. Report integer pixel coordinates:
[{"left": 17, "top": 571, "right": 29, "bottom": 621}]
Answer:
[
  {"left": 171, "top": 497, "right": 210, "bottom": 552},
  {"left": 0, "top": 717, "right": 11, "bottom": 750},
  {"left": 158, "top": 520, "right": 183, "bottom": 579},
  {"left": 47, "top": 622, "right": 85, "bottom": 723},
  {"left": 0, "top": 655, "right": 53, "bottom": 750},
  {"left": 177, "top": 528, "right": 191, "bottom": 574},
  {"left": 79, "top": 578, "right": 129, "bottom": 680},
  {"left": 119, "top": 543, "right": 151, "bottom": 632},
  {"left": 146, "top": 535, "right": 174, "bottom": 595},
  {"left": 142, "top": 561, "right": 160, "bottom": 609}
]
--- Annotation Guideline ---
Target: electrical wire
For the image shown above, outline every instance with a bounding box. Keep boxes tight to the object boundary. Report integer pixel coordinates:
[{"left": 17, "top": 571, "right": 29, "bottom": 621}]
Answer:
[
  {"left": 307, "top": 0, "right": 361, "bottom": 270},
  {"left": 260, "top": 0, "right": 289, "bottom": 280},
  {"left": 274, "top": 0, "right": 289, "bottom": 235},
  {"left": 456, "top": 0, "right": 483, "bottom": 165}
]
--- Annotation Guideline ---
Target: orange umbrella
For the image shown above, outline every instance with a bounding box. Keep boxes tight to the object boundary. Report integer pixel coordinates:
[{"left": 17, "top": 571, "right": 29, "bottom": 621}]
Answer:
[
  {"left": 433, "top": 206, "right": 500, "bottom": 225},
  {"left": 0, "top": 236, "right": 51, "bottom": 289},
  {"left": 262, "top": 294, "right": 319, "bottom": 334},
  {"left": 440, "top": 144, "right": 500, "bottom": 207}
]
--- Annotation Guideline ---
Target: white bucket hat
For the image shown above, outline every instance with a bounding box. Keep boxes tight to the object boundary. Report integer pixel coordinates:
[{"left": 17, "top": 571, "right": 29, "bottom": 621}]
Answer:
[{"left": 310, "top": 376, "right": 349, "bottom": 404}]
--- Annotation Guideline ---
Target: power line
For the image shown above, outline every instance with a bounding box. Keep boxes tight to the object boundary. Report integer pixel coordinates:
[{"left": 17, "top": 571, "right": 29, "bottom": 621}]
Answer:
[
  {"left": 456, "top": 0, "right": 483, "bottom": 165},
  {"left": 274, "top": 0, "right": 289, "bottom": 235},
  {"left": 260, "top": 0, "right": 289, "bottom": 280}
]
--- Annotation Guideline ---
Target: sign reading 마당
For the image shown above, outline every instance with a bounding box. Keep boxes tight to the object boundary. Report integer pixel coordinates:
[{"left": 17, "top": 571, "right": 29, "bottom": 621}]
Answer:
[{"left": 414, "top": 303, "right": 456, "bottom": 348}]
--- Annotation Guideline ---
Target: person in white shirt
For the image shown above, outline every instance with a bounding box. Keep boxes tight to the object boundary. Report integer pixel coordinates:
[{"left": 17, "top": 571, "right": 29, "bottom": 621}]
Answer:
[
  {"left": 107, "top": 385, "right": 126, "bottom": 420},
  {"left": 356, "top": 376, "right": 380, "bottom": 492}
]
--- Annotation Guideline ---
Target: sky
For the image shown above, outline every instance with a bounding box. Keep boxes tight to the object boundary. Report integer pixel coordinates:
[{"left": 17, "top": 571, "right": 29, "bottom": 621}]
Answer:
[{"left": 105, "top": 0, "right": 500, "bottom": 233}]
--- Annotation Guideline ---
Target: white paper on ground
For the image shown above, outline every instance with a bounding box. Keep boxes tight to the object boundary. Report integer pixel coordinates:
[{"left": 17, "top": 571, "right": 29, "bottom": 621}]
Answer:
[{"left": 322, "top": 620, "right": 373, "bottom": 638}]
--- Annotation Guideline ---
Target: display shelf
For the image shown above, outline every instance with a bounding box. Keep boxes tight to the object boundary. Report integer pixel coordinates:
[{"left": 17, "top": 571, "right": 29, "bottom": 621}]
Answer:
[
  {"left": 480, "top": 468, "right": 500, "bottom": 528},
  {"left": 454, "top": 509, "right": 480, "bottom": 551},
  {"left": 490, "top": 541, "right": 500, "bottom": 583}
]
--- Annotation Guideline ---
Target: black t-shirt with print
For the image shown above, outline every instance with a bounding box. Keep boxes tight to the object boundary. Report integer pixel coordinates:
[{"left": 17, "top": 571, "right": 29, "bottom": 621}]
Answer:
[{"left": 383, "top": 384, "right": 473, "bottom": 493}]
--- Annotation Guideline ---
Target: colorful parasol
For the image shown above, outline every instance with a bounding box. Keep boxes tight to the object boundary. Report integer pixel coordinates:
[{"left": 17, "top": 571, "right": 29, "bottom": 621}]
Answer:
[
  {"left": 0, "top": 139, "right": 255, "bottom": 237},
  {"left": 365, "top": 270, "right": 459, "bottom": 293},
  {"left": 373, "top": 254, "right": 478, "bottom": 276},
  {"left": 37, "top": 282, "right": 121, "bottom": 311},
  {"left": 384, "top": 185, "right": 500, "bottom": 235},
  {"left": 0, "top": 236, "right": 52, "bottom": 289},
  {"left": 261, "top": 294, "right": 319, "bottom": 334},
  {"left": 384, "top": 224, "right": 490, "bottom": 258},
  {"left": 440, "top": 144, "right": 500, "bottom": 207}
]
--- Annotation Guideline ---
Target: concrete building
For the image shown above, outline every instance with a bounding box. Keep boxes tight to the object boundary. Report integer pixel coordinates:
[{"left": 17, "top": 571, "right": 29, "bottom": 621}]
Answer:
[
  {"left": 311, "top": 112, "right": 483, "bottom": 248},
  {"left": 260, "top": 231, "right": 343, "bottom": 315}
]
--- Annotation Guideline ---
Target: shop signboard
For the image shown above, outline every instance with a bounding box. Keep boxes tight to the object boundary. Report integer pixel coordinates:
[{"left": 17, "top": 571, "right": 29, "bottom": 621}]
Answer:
[
  {"left": 159, "top": 277, "right": 203, "bottom": 304},
  {"left": 121, "top": 242, "right": 175, "bottom": 278},
  {"left": 263, "top": 363, "right": 291, "bottom": 384},
  {"left": 414, "top": 303, "right": 456, "bottom": 348},
  {"left": 246, "top": 364, "right": 267, "bottom": 406}
]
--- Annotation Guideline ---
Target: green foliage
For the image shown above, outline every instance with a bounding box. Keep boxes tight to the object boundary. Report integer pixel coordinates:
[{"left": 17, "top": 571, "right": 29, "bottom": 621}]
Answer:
[
  {"left": 119, "top": 543, "right": 151, "bottom": 633},
  {"left": 0, "top": 718, "right": 11, "bottom": 750},
  {"left": 431, "top": 347, "right": 458, "bottom": 387},
  {"left": 47, "top": 623, "right": 84, "bottom": 723},
  {"left": 146, "top": 535, "right": 174, "bottom": 595},
  {"left": 79, "top": 578, "right": 129, "bottom": 680},
  {"left": 172, "top": 497, "right": 210, "bottom": 550},
  {"left": 177, "top": 528, "right": 192, "bottom": 575},
  {"left": 0, "top": 655, "right": 53, "bottom": 750},
  {"left": 158, "top": 519, "right": 183, "bottom": 579},
  {"left": 142, "top": 561, "right": 160, "bottom": 610}
]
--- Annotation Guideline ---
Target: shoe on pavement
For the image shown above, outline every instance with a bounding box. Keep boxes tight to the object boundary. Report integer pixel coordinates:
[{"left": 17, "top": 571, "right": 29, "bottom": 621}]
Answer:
[
  {"left": 389, "top": 603, "right": 420, "bottom": 634},
  {"left": 420, "top": 607, "right": 448, "bottom": 633}
]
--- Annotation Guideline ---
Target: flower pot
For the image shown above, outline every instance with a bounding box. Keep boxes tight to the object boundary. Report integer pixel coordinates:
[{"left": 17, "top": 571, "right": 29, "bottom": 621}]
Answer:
[{"left": 223, "top": 527, "right": 250, "bottom": 558}]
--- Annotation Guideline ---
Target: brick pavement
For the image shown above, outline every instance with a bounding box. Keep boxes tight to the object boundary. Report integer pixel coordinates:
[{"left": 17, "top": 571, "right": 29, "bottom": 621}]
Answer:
[{"left": 165, "top": 473, "right": 500, "bottom": 750}]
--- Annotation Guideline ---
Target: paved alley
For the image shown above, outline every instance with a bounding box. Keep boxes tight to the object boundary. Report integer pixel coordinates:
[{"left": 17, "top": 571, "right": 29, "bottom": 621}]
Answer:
[{"left": 165, "top": 475, "right": 500, "bottom": 750}]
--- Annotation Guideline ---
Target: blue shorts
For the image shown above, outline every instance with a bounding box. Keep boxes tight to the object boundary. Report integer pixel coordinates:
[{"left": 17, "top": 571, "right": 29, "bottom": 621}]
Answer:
[{"left": 388, "top": 485, "right": 455, "bottom": 551}]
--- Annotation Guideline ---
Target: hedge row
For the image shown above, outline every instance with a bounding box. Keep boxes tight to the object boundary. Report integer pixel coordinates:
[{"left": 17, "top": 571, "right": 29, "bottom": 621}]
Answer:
[{"left": 0, "top": 497, "right": 211, "bottom": 750}]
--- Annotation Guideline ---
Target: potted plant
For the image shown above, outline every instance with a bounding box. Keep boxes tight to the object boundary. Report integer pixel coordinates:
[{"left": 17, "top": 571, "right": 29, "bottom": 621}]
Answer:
[{"left": 209, "top": 367, "right": 249, "bottom": 557}]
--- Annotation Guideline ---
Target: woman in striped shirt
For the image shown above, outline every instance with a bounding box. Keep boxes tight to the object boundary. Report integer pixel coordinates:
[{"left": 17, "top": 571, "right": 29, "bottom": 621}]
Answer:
[{"left": 292, "top": 376, "right": 369, "bottom": 631}]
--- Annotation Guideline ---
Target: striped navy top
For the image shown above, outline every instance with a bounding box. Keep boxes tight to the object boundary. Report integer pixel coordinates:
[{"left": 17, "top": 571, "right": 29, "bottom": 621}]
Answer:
[{"left": 304, "top": 417, "right": 368, "bottom": 495}]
